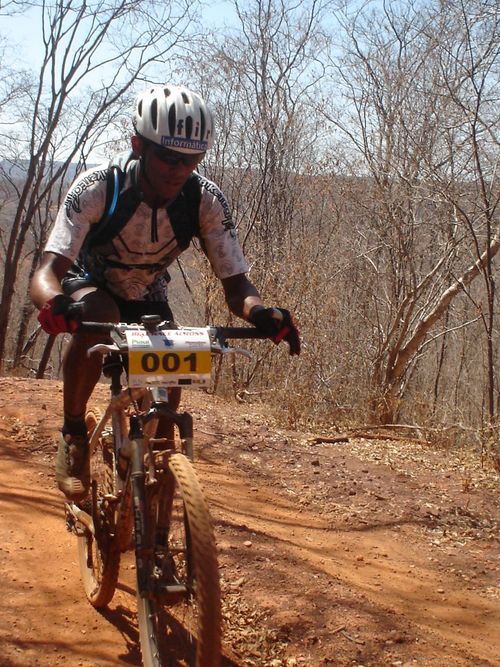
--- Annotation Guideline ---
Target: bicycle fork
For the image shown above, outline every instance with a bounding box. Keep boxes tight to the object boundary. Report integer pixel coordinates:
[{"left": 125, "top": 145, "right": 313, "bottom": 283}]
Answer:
[
  {"left": 128, "top": 415, "right": 150, "bottom": 597},
  {"left": 128, "top": 408, "right": 195, "bottom": 598}
]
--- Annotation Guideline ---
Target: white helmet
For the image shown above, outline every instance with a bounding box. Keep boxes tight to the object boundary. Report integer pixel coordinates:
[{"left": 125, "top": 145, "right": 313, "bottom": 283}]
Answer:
[{"left": 133, "top": 84, "right": 215, "bottom": 154}]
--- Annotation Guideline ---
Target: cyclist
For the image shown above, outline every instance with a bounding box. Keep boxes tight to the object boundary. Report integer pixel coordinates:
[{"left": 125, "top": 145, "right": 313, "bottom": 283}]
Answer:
[{"left": 30, "top": 84, "right": 300, "bottom": 503}]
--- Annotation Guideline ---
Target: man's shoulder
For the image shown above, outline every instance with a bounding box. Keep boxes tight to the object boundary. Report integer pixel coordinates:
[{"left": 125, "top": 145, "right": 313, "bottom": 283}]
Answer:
[
  {"left": 69, "top": 163, "right": 109, "bottom": 189},
  {"left": 196, "top": 173, "right": 223, "bottom": 195},
  {"left": 67, "top": 152, "right": 139, "bottom": 216},
  {"left": 69, "top": 152, "right": 137, "bottom": 188},
  {"left": 63, "top": 164, "right": 110, "bottom": 220},
  {"left": 196, "top": 174, "right": 231, "bottom": 211},
  {"left": 195, "top": 175, "right": 234, "bottom": 235}
]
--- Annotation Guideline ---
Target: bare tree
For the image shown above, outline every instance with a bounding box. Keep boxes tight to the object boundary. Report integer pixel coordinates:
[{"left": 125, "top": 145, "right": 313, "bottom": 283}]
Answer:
[
  {"left": 423, "top": 0, "right": 500, "bottom": 422},
  {"left": 182, "top": 0, "right": 336, "bottom": 409},
  {"left": 0, "top": 0, "right": 198, "bottom": 369},
  {"left": 323, "top": 0, "right": 499, "bottom": 425}
]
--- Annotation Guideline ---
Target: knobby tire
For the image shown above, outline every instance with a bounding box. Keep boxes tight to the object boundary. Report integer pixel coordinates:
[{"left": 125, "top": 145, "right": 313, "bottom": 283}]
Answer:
[
  {"left": 137, "top": 452, "right": 221, "bottom": 667},
  {"left": 77, "top": 407, "right": 120, "bottom": 608}
]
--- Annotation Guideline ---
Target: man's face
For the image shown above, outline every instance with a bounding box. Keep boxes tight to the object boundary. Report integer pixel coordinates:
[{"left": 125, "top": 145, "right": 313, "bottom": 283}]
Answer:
[{"left": 140, "top": 139, "right": 205, "bottom": 201}]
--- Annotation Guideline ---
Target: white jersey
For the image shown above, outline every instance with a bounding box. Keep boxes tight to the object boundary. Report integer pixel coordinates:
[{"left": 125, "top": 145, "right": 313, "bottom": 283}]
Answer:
[{"left": 45, "top": 158, "right": 248, "bottom": 301}]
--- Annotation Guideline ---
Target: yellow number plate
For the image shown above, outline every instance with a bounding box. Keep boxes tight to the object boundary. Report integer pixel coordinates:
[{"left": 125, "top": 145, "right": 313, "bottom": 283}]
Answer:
[{"left": 125, "top": 328, "right": 212, "bottom": 388}]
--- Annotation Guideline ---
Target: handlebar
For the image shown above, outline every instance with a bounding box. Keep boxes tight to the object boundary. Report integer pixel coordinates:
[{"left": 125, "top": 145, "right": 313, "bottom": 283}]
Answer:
[
  {"left": 75, "top": 322, "right": 119, "bottom": 335},
  {"left": 76, "top": 321, "right": 266, "bottom": 339},
  {"left": 68, "top": 303, "right": 269, "bottom": 344},
  {"left": 76, "top": 320, "right": 268, "bottom": 358},
  {"left": 213, "top": 327, "right": 265, "bottom": 340}
]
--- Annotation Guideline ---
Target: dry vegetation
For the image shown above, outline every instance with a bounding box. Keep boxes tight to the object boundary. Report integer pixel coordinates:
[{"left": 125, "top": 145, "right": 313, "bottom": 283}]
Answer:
[{"left": 0, "top": 0, "right": 498, "bottom": 462}]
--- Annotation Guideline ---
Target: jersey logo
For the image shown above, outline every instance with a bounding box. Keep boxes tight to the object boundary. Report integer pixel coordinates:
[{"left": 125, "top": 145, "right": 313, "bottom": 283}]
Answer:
[
  {"left": 65, "top": 170, "right": 107, "bottom": 217},
  {"left": 197, "top": 176, "right": 236, "bottom": 236}
]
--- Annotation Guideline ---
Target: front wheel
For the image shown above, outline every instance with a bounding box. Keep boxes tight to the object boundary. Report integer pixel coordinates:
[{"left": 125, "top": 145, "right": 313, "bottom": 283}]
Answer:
[
  {"left": 77, "top": 408, "right": 121, "bottom": 608},
  {"left": 137, "top": 452, "right": 221, "bottom": 667}
]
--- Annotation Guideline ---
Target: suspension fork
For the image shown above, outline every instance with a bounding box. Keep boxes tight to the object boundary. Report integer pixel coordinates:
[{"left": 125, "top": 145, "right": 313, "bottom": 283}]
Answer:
[
  {"left": 129, "top": 403, "right": 194, "bottom": 596},
  {"left": 129, "top": 414, "right": 150, "bottom": 597},
  {"left": 152, "top": 402, "right": 194, "bottom": 460},
  {"left": 177, "top": 411, "right": 194, "bottom": 460}
]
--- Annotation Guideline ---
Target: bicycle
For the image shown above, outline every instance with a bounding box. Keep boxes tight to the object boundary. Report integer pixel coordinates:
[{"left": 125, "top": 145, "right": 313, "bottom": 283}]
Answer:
[{"left": 64, "top": 314, "right": 264, "bottom": 667}]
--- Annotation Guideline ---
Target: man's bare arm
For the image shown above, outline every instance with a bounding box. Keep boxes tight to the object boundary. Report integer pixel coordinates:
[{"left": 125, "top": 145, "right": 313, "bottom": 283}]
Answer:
[
  {"left": 221, "top": 273, "right": 264, "bottom": 322},
  {"left": 30, "top": 252, "right": 73, "bottom": 309}
]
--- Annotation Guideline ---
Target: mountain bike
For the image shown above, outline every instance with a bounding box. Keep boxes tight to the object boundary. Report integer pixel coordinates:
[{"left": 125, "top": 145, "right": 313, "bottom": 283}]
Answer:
[{"left": 64, "top": 315, "right": 263, "bottom": 667}]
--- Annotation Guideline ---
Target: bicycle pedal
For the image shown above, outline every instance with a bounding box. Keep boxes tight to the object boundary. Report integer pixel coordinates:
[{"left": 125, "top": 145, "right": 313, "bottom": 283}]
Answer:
[
  {"left": 64, "top": 503, "right": 76, "bottom": 533},
  {"left": 65, "top": 502, "right": 94, "bottom": 536},
  {"left": 155, "top": 583, "right": 188, "bottom": 604}
]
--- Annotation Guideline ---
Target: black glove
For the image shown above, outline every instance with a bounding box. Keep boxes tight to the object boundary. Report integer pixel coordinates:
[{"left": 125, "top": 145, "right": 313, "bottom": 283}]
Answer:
[
  {"left": 38, "top": 295, "right": 81, "bottom": 335},
  {"left": 250, "top": 306, "right": 301, "bottom": 356}
]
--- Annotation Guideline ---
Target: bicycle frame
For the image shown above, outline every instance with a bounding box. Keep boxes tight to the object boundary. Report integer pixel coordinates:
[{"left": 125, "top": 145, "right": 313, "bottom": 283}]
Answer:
[
  {"left": 78, "top": 350, "right": 195, "bottom": 595},
  {"left": 65, "top": 317, "right": 266, "bottom": 666}
]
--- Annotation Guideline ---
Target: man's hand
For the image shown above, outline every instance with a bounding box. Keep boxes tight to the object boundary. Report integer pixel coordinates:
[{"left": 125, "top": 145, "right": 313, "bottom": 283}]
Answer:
[
  {"left": 38, "top": 294, "right": 80, "bottom": 335},
  {"left": 249, "top": 306, "right": 301, "bottom": 356}
]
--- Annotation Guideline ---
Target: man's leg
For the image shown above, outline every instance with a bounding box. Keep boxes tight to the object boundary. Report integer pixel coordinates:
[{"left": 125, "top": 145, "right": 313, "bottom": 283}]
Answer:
[{"left": 56, "top": 287, "right": 120, "bottom": 501}]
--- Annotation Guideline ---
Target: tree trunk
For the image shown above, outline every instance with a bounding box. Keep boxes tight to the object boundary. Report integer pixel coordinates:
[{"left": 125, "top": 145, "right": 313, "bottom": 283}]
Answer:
[
  {"left": 36, "top": 335, "right": 56, "bottom": 379},
  {"left": 13, "top": 247, "right": 44, "bottom": 368},
  {"left": 373, "top": 234, "right": 500, "bottom": 423}
]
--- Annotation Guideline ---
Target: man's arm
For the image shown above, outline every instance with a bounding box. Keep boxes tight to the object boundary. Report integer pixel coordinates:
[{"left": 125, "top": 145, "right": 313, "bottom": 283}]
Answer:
[
  {"left": 221, "top": 272, "right": 301, "bottom": 355},
  {"left": 30, "top": 252, "right": 73, "bottom": 309},
  {"left": 221, "top": 273, "right": 264, "bottom": 322}
]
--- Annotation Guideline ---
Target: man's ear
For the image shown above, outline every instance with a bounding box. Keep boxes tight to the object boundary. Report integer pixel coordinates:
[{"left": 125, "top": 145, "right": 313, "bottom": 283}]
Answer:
[{"left": 131, "top": 134, "right": 144, "bottom": 158}]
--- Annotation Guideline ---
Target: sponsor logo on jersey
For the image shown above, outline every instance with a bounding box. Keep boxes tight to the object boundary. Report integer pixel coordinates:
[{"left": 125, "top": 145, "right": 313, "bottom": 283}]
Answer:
[
  {"left": 198, "top": 177, "right": 236, "bottom": 237},
  {"left": 65, "top": 170, "right": 108, "bottom": 217}
]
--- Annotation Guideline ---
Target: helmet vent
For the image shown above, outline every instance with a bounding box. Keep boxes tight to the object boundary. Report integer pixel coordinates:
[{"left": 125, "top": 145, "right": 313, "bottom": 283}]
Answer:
[
  {"left": 150, "top": 98, "right": 158, "bottom": 130},
  {"left": 168, "top": 104, "right": 177, "bottom": 136},
  {"left": 199, "top": 108, "right": 206, "bottom": 141},
  {"left": 137, "top": 100, "right": 143, "bottom": 117},
  {"left": 185, "top": 116, "right": 193, "bottom": 138},
  {"left": 164, "top": 87, "right": 171, "bottom": 98},
  {"left": 181, "top": 92, "right": 189, "bottom": 104}
]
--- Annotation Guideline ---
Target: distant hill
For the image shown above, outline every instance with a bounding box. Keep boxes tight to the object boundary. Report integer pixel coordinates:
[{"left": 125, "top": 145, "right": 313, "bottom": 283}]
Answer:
[{"left": 0, "top": 159, "right": 96, "bottom": 184}]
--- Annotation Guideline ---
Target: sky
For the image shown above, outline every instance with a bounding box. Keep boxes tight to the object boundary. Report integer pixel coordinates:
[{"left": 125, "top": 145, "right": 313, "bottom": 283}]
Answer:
[
  {"left": 4, "top": 1, "right": 238, "bottom": 74},
  {"left": 1, "top": 0, "right": 239, "bottom": 160}
]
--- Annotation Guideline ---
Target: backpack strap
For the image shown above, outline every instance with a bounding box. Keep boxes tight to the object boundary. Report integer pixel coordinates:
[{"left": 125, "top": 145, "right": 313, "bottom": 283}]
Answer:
[
  {"left": 84, "top": 154, "right": 201, "bottom": 251},
  {"left": 84, "top": 151, "right": 141, "bottom": 249},
  {"left": 167, "top": 173, "right": 202, "bottom": 249},
  {"left": 102, "top": 165, "right": 121, "bottom": 222}
]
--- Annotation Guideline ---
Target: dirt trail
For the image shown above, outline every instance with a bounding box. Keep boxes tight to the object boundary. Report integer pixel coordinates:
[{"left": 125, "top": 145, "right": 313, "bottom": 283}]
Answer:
[{"left": 0, "top": 377, "right": 499, "bottom": 667}]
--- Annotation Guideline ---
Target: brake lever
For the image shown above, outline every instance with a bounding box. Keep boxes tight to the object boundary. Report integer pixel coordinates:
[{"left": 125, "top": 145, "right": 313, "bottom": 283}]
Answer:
[
  {"left": 87, "top": 343, "right": 121, "bottom": 357},
  {"left": 219, "top": 345, "right": 252, "bottom": 359}
]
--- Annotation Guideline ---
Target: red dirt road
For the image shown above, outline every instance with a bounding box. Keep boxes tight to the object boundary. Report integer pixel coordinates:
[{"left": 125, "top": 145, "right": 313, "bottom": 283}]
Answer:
[{"left": 0, "top": 377, "right": 499, "bottom": 666}]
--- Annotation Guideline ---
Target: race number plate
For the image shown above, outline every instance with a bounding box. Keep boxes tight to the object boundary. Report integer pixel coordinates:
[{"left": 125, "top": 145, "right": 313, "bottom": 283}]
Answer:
[{"left": 126, "top": 328, "right": 212, "bottom": 388}]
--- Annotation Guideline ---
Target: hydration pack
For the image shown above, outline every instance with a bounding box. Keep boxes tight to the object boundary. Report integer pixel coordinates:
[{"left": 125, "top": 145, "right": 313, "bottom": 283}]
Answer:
[{"left": 83, "top": 151, "right": 202, "bottom": 250}]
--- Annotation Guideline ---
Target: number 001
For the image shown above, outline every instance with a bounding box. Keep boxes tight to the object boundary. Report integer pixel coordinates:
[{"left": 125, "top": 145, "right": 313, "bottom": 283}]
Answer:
[{"left": 141, "top": 352, "right": 197, "bottom": 373}]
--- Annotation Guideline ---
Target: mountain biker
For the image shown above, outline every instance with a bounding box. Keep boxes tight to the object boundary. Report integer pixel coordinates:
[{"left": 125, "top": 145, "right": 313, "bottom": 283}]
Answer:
[{"left": 30, "top": 84, "right": 300, "bottom": 503}]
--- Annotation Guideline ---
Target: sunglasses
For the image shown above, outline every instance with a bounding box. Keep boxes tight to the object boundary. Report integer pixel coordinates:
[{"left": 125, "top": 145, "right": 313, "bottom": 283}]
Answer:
[{"left": 149, "top": 144, "right": 205, "bottom": 167}]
